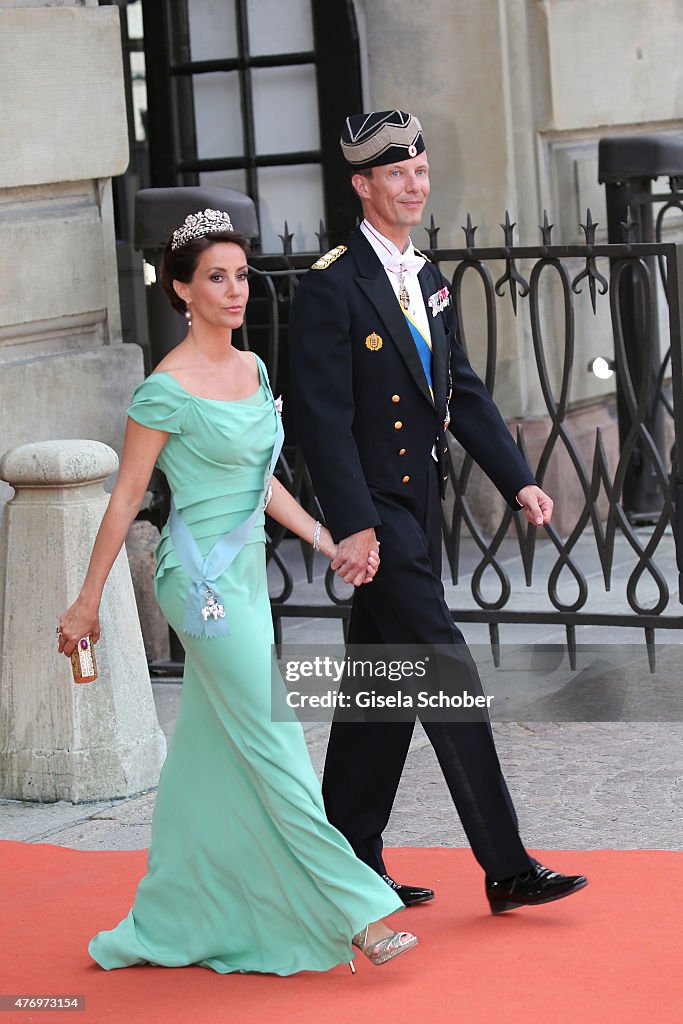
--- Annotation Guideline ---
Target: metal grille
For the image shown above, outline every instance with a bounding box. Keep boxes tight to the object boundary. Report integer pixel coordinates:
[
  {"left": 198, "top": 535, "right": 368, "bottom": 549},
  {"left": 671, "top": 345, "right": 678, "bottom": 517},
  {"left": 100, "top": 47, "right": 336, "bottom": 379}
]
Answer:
[{"left": 242, "top": 214, "right": 683, "bottom": 669}]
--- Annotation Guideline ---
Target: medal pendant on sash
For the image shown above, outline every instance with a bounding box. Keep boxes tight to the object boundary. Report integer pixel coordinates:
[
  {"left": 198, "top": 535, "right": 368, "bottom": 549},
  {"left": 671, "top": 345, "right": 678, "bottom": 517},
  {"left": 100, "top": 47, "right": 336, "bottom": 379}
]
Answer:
[
  {"left": 398, "top": 266, "right": 410, "bottom": 311},
  {"left": 201, "top": 588, "right": 226, "bottom": 622}
]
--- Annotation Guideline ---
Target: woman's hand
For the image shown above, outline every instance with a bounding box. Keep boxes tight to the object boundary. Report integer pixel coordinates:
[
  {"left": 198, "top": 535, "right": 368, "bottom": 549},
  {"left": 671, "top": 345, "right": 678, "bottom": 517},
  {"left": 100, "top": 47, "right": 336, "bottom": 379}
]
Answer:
[
  {"left": 54, "top": 416, "right": 168, "bottom": 662},
  {"left": 57, "top": 596, "right": 101, "bottom": 658},
  {"left": 363, "top": 547, "right": 380, "bottom": 584},
  {"left": 264, "top": 483, "right": 382, "bottom": 585}
]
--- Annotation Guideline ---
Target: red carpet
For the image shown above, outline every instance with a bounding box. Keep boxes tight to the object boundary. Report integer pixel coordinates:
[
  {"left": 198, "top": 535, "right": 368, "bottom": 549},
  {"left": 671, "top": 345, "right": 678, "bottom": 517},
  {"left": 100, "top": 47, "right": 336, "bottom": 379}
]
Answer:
[{"left": 2, "top": 842, "right": 682, "bottom": 1024}]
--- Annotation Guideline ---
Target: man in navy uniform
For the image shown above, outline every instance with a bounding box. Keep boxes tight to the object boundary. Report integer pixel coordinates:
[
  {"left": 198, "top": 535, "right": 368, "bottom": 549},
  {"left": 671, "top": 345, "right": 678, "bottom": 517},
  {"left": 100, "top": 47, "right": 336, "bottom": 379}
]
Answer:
[{"left": 289, "top": 110, "right": 587, "bottom": 913}]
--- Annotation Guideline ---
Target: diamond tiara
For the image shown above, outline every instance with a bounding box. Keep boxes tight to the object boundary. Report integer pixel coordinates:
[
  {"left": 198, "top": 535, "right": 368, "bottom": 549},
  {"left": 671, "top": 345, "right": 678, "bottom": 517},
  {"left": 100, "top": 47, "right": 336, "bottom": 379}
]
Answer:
[{"left": 171, "top": 208, "right": 235, "bottom": 250}]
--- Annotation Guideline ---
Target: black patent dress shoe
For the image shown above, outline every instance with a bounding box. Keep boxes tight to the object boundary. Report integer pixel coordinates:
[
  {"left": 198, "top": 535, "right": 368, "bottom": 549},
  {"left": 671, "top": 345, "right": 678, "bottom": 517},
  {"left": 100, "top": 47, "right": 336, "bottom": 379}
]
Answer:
[
  {"left": 486, "top": 862, "right": 588, "bottom": 914},
  {"left": 382, "top": 873, "right": 435, "bottom": 906}
]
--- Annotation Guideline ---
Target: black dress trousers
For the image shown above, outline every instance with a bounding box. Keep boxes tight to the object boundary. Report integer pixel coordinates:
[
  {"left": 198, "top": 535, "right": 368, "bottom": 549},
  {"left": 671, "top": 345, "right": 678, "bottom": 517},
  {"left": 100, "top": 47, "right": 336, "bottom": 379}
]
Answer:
[{"left": 322, "top": 461, "right": 533, "bottom": 882}]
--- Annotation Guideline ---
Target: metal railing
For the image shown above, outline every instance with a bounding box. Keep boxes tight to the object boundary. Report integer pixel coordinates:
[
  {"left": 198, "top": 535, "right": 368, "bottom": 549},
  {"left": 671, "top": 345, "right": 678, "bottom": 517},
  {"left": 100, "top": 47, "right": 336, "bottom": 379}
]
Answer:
[{"left": 241, "top": 211, "right": 683, "bottom": 670}]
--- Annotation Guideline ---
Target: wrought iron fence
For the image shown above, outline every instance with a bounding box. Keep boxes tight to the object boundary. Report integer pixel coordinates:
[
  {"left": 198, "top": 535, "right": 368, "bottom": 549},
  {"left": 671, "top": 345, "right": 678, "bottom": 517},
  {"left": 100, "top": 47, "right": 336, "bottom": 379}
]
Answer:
[{"left": 241, "top": 211, "right": 683, "bottom": 670}]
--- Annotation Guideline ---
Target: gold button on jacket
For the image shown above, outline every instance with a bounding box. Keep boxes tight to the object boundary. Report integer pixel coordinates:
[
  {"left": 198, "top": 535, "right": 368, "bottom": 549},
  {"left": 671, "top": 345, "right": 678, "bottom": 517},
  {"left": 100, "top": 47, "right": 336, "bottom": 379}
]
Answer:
[
  {"left": 394, "top": 421, "right": 403, "bottom": 430},
  {"left": 402, "top": 475, "right": 410, "bottom": 484}
]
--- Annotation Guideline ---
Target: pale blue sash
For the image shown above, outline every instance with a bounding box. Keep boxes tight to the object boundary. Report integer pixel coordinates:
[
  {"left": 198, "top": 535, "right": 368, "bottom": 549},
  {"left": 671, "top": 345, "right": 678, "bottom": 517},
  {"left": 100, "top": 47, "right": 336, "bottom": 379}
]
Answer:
[
  {"left": 168, "top": 376, "right": 284, "bottom": 639},
  {"left": 403, "top": 310, "right": 434, "bottom": 399}
]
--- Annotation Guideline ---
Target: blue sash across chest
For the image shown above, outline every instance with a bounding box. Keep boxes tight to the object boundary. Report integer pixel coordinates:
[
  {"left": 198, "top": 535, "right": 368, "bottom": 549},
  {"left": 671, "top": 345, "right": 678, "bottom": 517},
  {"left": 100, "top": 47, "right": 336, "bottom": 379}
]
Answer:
[{"left": 403, "top": 310, "right": 434, "bottom": 397}]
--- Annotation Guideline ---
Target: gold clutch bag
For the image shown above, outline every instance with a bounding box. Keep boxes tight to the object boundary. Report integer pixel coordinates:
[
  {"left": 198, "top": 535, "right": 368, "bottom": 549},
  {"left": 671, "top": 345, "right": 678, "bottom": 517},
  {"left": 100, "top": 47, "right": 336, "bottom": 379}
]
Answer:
[{"left": 70, "top": 635, "right": 97, "bottom": 684}]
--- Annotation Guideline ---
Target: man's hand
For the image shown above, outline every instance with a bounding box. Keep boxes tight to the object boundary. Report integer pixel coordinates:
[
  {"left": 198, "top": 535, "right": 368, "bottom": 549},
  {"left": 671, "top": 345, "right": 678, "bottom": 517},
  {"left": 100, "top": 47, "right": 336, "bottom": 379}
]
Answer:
[
  {"left": 331, "top": 528, "right": 380, "bottom": 587},
  {"left": 516, "top": 484, "right": 553, "bottom": 527}
]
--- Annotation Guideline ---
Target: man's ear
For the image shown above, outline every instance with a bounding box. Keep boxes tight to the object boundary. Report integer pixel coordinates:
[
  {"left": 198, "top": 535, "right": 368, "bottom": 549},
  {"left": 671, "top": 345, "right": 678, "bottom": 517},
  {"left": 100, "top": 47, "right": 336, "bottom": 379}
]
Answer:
[{"left": 351, "top": 173, "right": 369, "bottom": 200}]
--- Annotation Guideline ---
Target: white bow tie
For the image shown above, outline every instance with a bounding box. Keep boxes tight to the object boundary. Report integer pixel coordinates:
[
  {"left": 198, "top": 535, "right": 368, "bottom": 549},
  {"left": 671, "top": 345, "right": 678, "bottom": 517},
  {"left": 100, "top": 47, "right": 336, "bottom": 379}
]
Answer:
[{"left": 384, "top": 250, "right": 425, "bottom": 276}]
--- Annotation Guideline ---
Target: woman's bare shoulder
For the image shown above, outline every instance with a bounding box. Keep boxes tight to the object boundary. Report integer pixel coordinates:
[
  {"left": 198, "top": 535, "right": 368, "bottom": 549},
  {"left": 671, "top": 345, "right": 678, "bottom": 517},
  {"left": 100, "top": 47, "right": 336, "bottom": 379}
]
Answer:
[
  {"left": 240, "top": 349, "right": 259, "bottom": 373},
  {"left": 151, "top": 343, "right": 192, "bottom": 375}
]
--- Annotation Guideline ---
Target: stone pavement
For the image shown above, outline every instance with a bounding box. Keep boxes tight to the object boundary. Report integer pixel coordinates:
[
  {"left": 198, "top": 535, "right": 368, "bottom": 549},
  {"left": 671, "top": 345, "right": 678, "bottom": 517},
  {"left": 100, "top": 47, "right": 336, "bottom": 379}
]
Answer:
[
  {"left": 1, "top": 536, "right": 682, "bottom": 853},
  {"left": 3, "top": 707, "right": 682, "bottom": 852}
]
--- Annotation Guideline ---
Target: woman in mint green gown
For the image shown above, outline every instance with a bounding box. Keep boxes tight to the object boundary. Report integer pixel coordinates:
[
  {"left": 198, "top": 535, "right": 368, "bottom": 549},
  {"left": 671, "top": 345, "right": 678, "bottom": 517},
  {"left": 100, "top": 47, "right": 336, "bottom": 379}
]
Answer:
[{"left": 58, "top": 211, "right": 417, "bottom": 975}]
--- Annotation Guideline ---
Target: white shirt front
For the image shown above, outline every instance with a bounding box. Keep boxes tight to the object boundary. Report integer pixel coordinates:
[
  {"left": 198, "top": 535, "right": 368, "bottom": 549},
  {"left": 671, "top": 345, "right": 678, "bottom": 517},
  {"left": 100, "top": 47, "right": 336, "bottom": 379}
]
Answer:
[{"left": 360, "top": 220, "right": 432, "bottom": 344}]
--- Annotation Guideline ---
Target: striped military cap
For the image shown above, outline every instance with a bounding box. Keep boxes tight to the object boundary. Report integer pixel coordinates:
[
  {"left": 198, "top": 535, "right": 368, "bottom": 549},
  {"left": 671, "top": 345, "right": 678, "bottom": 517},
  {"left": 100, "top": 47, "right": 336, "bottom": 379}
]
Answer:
[{"left": 340, "top": 110, "right": 425, "bottom": 169}]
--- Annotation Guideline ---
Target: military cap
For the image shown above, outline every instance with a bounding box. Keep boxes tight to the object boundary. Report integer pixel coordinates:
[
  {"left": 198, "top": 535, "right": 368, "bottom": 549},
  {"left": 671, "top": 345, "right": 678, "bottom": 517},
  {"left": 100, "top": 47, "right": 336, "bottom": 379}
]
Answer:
[{"left": 340, "top": 110, "right": 425, "bottom": 169}]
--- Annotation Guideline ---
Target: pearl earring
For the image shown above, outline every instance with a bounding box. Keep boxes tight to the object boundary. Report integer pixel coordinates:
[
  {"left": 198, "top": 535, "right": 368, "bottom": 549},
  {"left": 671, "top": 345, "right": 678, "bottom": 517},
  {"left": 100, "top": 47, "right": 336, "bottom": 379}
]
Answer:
[{"left": 184, "top": 303, "right": 192, "bottom": 328}]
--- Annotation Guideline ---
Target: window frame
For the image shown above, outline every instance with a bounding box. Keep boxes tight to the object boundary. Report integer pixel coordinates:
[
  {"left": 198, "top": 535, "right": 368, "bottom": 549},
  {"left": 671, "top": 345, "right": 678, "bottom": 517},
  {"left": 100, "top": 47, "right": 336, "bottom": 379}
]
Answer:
[{"left": 140, "top": 0, "right": 362, "bottom": 247}]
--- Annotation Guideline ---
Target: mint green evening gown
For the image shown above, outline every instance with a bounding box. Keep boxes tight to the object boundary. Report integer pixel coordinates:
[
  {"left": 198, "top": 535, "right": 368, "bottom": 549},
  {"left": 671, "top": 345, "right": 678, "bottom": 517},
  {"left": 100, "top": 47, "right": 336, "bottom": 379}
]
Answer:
[{"left": 88, "top": 356, "right": 402, "bottom": 975}]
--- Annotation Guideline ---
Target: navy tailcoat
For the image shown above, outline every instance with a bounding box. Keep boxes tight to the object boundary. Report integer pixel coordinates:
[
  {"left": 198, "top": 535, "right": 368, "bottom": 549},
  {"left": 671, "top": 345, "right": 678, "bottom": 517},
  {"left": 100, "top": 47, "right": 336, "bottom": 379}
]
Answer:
[{"left": 289, "top": 227, "right": 535, "bottom": 543}]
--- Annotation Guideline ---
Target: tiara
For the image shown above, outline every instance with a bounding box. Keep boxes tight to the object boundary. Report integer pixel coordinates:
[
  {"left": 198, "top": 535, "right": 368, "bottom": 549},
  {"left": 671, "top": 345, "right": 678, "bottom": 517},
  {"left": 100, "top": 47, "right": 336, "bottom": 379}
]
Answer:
[{"left": 171, "top": 208, "right": 235, "bottom": 250}]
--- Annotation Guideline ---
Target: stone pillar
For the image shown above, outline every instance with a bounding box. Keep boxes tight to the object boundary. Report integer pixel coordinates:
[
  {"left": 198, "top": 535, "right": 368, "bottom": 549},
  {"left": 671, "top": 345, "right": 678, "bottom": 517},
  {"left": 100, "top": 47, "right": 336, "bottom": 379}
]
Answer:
[{"left": 0, "top": 441, "right": 166, "bottom": 803}]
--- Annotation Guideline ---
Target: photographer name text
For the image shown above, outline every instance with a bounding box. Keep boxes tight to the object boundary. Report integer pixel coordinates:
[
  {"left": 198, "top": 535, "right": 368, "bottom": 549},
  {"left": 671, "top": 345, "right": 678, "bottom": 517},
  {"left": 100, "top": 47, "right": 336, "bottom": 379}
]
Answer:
[{"left": 285, "top": 690, "right": 494, "bottom": 709}]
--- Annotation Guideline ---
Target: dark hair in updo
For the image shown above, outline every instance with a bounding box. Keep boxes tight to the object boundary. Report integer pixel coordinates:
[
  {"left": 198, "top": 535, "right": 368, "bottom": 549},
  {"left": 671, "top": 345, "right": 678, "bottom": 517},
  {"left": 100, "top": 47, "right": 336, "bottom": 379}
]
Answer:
[{"left": 160, "top": 231, "right": 251, "bottom": 316}]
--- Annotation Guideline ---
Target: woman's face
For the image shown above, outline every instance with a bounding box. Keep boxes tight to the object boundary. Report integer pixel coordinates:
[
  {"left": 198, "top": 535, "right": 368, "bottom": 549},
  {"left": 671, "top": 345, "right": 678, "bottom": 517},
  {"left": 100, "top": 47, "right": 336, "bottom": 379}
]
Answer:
[{"left": 175, "top": 241, "right": 249, "bottom": 331}]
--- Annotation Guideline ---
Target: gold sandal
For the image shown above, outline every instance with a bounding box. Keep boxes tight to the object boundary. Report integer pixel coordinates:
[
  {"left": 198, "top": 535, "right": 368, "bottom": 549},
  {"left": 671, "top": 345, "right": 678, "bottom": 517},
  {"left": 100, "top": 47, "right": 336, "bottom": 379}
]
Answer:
[{"left": 349, "top": 925, "right": 418, "bottom": 970}]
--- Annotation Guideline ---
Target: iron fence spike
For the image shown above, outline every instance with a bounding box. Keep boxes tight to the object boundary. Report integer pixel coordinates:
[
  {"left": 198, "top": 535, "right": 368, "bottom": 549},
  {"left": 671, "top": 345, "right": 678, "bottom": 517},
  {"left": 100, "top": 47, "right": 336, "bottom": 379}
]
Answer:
[
  {"left": 645, "top": 627, "right": 656, "bottom": 673},
  {"left": 315, "top": 219, "right": 329, "bottom": 255},
  {"left": 462, "top": 213, "right": 477, "bottom": 248},
  {"left": 619, "top": 206, "right": 638, "bottom": 243},
  {"left": 580, "top": 208, "right": 598, "bottom": 244},
  {"left": 278, "top": 219, "right": 294, "bottom": 256},
  {"left": 500, "top": 211, "right": 516, "bottom": 247},
  {"left": 489, "top": 623, "right": 501, "bottom": 668},
  {"left": 566, "top": 625, "right": 577, "bottom": 670},
  {"left": 539, "top": 210, "right": 554, "bottom": 245},
  {"left": 425, "top": 212, "right": 440, "bottom": 249}
]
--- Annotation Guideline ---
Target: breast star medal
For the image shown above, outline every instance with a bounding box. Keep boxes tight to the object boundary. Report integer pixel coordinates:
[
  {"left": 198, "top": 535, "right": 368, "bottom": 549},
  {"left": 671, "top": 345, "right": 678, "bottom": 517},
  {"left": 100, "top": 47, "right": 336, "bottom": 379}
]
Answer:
[{"left": 366, "top": 332, "right": 383, "bottom": 351}]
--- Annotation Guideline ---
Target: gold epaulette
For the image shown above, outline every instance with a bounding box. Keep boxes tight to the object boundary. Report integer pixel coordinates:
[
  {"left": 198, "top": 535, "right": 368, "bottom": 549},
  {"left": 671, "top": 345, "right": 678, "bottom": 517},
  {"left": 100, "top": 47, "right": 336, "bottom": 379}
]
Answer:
[
  {"left": 311, "top": 245, "right": 348, "bottom": 270},
  {"left": 413, "top": 247, "right": 432, "bottom": 263}
]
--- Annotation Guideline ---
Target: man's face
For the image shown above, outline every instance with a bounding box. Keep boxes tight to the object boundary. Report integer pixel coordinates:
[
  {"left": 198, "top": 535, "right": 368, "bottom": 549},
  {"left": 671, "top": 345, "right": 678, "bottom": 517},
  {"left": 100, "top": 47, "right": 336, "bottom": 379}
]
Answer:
[{"left": 352, "top": 151, "right": 430, "bottom": 233}]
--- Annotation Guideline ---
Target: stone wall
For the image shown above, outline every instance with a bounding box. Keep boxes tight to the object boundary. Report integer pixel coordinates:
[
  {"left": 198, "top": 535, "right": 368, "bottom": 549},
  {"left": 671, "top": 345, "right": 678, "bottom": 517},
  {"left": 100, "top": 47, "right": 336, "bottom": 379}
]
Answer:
[{"left": 0, "top": 0, "right": 143, "bottom": 513}]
